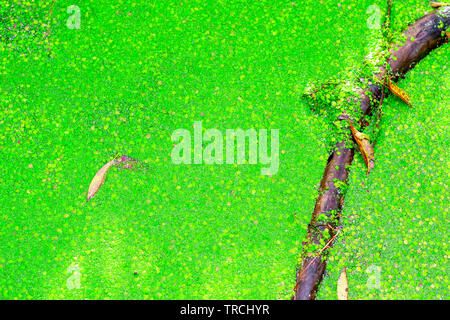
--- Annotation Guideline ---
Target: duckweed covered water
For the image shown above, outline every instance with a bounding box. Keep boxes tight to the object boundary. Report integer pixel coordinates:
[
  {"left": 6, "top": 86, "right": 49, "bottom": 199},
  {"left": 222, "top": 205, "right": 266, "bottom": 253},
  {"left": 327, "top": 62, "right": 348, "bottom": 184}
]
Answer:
[{"left": 0, "top": 0, "right": 447, "bottom": 299}]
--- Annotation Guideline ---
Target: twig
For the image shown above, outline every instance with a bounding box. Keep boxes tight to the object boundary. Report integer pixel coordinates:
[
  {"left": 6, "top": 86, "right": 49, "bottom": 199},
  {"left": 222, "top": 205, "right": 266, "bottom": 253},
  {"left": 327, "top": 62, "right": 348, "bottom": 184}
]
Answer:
[
  {"left": 45, "top": 0, "right": 56, "bottom": 54},
  {"left": 293, "top": 229, "right": 341, "bottom": 293},
  {"left": 383, "top": 0, "right": 393, "bottom": 31},
  {"left": 376, "top": 0, "right": 393, "bottom": 132},
  {"left": 376, "top": 84, "right": 384, "bottom": 129}
]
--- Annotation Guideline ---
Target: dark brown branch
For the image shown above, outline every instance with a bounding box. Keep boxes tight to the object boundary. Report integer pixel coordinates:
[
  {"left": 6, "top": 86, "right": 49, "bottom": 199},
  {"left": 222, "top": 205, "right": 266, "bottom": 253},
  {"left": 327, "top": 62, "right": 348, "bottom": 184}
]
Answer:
[{"left": 293, "top": 6, "right": 449, "bottom": 300}]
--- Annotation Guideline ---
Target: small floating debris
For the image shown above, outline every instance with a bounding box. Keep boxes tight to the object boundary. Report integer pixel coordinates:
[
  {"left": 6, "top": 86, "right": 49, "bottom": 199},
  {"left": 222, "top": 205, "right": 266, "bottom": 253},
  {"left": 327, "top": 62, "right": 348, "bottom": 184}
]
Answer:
[
  {"left": 386, "top": 79, "right": 412, "bottom": 107},
  {"left": 348, "top": 120, "right": 375, "bottom": 174},
  {"left": 86, "top": 153, "right": 144, "bottom": 202},
  {"left": 115, "top": 154, "right": 143, "bottom": 170},
  {"left": 337, "top": 267, "right": 349, "bottom": 300}
]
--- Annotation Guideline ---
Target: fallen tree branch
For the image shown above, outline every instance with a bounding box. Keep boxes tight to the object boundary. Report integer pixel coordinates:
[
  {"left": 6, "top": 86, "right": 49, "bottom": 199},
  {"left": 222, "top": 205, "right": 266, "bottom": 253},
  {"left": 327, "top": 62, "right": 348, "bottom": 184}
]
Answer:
[{"left": 293, "top": 5, "right": 449, "bottom": 300}]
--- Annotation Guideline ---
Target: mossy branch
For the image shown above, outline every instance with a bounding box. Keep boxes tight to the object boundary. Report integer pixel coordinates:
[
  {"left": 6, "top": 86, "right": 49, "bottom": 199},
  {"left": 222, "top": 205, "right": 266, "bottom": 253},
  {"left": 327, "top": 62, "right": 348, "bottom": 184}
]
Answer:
[{"left": 293, "top": 5, "right": 450, "bottom": 300}]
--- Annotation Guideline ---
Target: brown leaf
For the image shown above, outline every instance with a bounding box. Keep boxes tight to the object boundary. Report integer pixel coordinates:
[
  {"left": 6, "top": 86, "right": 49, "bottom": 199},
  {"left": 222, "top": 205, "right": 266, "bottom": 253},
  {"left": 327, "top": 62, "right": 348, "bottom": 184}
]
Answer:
[
  {"left": 348, "top": 120, "right": 375, "bottom": 174},
  {"left": 387, "top": 79, "right": 412, "bottom": 107},
  {"left": 337, "top": 267, "right": 349, "bottom": 300},
  {"left": 430, "top": 2, "right": 450, "bottom": 8},
  {"left": 86, "top": 159, "right": 117, "bottom": 202}
]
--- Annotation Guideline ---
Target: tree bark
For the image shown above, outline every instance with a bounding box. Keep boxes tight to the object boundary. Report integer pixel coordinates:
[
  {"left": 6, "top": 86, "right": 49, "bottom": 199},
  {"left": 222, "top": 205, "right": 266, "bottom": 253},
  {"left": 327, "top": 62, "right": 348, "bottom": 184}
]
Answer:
[{"left": 293, "top": 6, "right": 450, "bottom": 300}]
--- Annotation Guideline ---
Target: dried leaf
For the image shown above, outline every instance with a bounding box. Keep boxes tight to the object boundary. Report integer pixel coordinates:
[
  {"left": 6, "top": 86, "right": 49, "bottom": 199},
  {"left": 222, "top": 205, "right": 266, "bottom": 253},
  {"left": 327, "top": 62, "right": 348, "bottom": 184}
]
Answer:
[
  {"left": 86, "top": 159, "right": 117, "bottom": 202},
  {"left": 337, "top": 267, "right": 349, "bottom": 300},
  {"left": 430, "top": 2, "right": 450, "bottom": 8},
  {"left": 86, "top": 154, "right": 144, "bottom": 202},
  {"left": 387, "top": 79, "right": 412, "bottom": 107},
  {"left": 348, "top": 120, "right": 375, "bottom": 174}
]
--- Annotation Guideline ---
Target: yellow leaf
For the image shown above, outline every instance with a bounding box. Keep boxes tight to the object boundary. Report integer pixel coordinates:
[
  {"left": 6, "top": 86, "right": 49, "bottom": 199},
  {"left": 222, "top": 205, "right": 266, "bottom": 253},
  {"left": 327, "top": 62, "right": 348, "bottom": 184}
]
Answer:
[
  {"left": 348, "top": 120, "right": 375, "bottom": 174},
  {"left": 337, "top": 267, "right": 349, "bottom": 300},
  {"left": 387, "top": 79, "right": 412, "bottom": 107}
]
